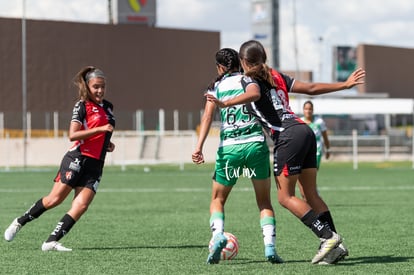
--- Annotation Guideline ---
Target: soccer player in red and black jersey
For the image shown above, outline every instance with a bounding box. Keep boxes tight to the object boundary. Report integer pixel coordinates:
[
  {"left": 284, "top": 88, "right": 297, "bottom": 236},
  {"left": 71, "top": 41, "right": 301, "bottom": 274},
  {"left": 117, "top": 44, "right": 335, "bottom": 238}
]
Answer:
[
  {"left": 4, "top": 66, "right": 115, "bottom": 251},
  {"left": 206, "top": 40, "right": 365, "bottom": 264}
]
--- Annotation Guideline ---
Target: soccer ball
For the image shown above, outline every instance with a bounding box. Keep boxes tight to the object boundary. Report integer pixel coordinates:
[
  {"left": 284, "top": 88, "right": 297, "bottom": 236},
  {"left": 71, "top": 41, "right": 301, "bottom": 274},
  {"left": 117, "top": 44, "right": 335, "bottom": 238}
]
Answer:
[{"left": 209, "top": 232, "right": 239, "bottom": 260}]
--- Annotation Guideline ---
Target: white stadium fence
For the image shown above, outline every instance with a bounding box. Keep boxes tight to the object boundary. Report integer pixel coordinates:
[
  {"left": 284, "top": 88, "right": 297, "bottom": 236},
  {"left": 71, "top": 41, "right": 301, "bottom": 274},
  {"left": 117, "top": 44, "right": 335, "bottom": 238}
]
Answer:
[
  {"left": 1, "top": 97, "right": 414, "bottom": 170},
  {"left": 0, "top": 129, "right": 413, "bottom": 170}
]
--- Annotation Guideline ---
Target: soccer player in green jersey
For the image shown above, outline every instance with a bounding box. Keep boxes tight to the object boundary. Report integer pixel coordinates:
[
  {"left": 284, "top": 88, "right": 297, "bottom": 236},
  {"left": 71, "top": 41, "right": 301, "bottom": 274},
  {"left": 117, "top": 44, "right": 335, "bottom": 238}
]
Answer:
[
  {"left": 192, "top": 48, "right": 283, "bottom": 264},
  {"left": 206, "top": 40, "right": 365, "bottom": 264},
  {"left": 301, "top": 100, "right": 331, "bottom": 169}
]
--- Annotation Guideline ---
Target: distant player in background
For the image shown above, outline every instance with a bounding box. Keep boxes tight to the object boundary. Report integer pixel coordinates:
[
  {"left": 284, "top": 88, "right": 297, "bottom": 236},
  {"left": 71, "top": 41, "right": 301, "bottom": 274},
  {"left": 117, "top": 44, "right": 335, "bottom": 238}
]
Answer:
[
  {"left": 298, "top": 100, "right": 330, "bottom": 201},
  {"left": 206, "top": 40, "right": 365, "bottom": 264},
  {"left": 4, "top": 66, "right": 115, "bottom": 251},
  {"left": 192, "top": 48, "right": 283, "bottom": 264},
  {"left": 301, "top": 100, "right": 331, "bottom": 169}
]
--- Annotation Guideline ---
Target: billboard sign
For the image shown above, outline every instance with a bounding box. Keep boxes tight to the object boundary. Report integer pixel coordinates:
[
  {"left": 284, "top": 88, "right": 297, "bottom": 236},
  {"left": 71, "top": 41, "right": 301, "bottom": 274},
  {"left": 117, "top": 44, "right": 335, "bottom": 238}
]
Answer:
[
  {"left": 117, "top": 0, "right": 156, "bottom": 26},
  {"left": 333, "top": 46, "right": 357, "bottom": 81}
]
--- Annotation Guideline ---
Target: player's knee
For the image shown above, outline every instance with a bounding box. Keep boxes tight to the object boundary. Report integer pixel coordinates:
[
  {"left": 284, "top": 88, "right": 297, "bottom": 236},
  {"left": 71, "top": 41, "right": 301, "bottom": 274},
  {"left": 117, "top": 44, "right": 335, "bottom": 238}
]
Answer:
[
  {"left": 277, "top": 195, "right": 291, "bottom": 209},
  {"left": 43, "top": 196, "right": 64, "bottom": 209},
  {"left": 72, "top": 201, "right": 90, "bottom": 215}
]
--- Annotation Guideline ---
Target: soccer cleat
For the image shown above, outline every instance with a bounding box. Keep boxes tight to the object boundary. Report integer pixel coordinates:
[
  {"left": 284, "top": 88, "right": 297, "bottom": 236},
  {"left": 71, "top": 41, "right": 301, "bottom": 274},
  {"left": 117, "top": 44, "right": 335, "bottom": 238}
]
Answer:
[
  {"left": 4, "top": 218, "right": 22, "bottom": 242},
  {"left": 265, "top": 244, "right": 284, "bottom": 264},
  {"left": 319, "top": 243, "right": 349, "bottom": 265},
  {"left": 206, "top": 233, "right": 227, "bottom": 264},
  {"left": 336, "top": 243, "right": 349, "bottom": 262},
  {"left": 41, "top": 241, "right": 72, "bottom": 252},
  {"left": 311, "top": 232, "right": 342, "bottom": 264}
]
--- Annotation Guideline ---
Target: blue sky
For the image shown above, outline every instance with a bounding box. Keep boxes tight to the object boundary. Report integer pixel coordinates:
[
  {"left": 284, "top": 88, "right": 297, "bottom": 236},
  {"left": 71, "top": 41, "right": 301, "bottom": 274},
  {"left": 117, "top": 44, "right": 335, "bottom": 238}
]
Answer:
[{"left": 1, "top": 0, "right": 413, "bottom": 81}]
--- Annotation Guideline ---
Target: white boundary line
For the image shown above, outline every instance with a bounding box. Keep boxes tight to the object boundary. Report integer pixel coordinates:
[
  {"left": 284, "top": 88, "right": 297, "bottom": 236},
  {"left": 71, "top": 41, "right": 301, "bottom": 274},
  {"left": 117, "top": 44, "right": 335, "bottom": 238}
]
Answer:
[{"left": 0, "top": 185, "right": 413, "bottom": 193}]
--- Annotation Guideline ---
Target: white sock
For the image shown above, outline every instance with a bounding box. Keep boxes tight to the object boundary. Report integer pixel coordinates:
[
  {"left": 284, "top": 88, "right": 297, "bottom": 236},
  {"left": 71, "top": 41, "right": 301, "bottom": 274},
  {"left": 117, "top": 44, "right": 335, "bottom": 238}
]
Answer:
[
  {"left": 211, "top": 218, "right": 224, "bottom": 238},
  {"left": 210, "top": 212, "right": 225, "bottom": 238},
  {"left": 262, "top": 224, "right": 275, "bottom": 246}
]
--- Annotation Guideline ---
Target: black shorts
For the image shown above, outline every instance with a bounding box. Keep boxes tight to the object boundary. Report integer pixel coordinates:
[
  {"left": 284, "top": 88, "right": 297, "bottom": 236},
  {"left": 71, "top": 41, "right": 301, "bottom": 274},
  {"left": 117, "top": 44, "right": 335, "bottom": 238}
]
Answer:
[
  {"left": 54, "top": 149, "right": 104, "bottom": 193},
  {"left": 273, "top": 124, "right": 317, "bottom": 176}
]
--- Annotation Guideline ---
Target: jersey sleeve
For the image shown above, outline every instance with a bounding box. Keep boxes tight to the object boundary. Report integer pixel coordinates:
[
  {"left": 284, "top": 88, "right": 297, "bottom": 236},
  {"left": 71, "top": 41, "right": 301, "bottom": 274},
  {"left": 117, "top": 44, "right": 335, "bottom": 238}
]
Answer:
[
  {"left": 317, "top": 117, "right": 328, "bottom": 132},
  {"left": 241, "top": 75, "right": 259, "bottom": 91},
  {"left": 103, "top": 99, "right": 116, "bottom": 127},
  {"left": 103, "top": 99, "right": 114, "bottom": 112},
  {"left": 280, "top": 73, "right": 295, "bottom": 93},
  {"left": 206, "top": 88, "right": 217, "bottom": 98},
  {"left": 71, "top": 101, "right": 86, "bottom": 124}
]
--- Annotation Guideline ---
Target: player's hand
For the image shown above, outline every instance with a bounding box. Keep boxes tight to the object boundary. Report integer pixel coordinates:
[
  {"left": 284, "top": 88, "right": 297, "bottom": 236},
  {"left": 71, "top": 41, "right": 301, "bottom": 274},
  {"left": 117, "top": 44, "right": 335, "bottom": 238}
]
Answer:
[
  {"left": 192, "top": 150, "right": 205, "bottom": 164},
  {"left": 107, "top": 142, "right": 115, "bottom": 152},
  {"left": 345, "top": 68, "right": 365, "bottom": 88},
  {"left": 205, "top": 93, "right": 226, "bottom": 108},
  {"left": 100, "top": 124, "right": 114, "bottom": 133}
]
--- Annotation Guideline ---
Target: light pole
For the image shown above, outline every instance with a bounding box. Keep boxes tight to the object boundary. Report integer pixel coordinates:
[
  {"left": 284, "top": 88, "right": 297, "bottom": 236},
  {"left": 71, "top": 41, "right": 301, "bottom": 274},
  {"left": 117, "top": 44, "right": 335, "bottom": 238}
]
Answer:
[
  {"left": 318, "top": 36, "right": 324, "bottom": 82},
  {"left": 108, "top": 0, "right": 114, "bottom": 24},
  {"left": 292, "top": 0, "right": 300, "bottom": 80},
  {"left": 22, "top": 0, "right": 28, "bottom": 168}
]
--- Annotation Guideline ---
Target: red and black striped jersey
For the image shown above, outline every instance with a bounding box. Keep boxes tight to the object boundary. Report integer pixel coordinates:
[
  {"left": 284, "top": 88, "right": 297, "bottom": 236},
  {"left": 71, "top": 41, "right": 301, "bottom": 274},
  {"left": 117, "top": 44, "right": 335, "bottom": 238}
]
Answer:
[
  {"left": 70, "top": 99, "right": 115, "bottom": 161},
  {"left": 241, "top": 70, "right": 304, "bottom": 134}
]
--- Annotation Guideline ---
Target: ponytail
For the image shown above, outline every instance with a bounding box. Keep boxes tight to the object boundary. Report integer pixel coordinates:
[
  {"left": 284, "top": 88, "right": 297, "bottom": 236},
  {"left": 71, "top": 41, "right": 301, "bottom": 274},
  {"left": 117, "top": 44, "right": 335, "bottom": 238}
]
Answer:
[{"left": 244, "top": 63, "right": 276, "bottom": 88}]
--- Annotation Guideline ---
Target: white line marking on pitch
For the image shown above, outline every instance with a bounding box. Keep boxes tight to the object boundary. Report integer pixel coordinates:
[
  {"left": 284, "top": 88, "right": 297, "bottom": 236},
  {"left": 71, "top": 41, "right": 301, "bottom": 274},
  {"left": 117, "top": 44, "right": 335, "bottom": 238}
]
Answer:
[{"left": 1, "top": 186, "right": 413, "bottom": 193}]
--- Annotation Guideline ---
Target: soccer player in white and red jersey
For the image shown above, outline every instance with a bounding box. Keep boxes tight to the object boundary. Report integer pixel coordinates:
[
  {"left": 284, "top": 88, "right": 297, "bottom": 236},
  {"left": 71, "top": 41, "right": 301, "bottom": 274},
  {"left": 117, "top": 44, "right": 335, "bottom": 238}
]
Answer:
[{"left": 4, "top": 66, "right": 115, "bottom": 251}]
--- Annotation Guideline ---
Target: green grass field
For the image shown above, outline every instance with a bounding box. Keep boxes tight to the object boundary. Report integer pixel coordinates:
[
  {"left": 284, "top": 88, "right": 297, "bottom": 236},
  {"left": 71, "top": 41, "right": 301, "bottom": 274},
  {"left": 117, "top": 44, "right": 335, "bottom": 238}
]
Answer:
[{"left": 0, "top": 162, "right": 413, "bottom": 274}]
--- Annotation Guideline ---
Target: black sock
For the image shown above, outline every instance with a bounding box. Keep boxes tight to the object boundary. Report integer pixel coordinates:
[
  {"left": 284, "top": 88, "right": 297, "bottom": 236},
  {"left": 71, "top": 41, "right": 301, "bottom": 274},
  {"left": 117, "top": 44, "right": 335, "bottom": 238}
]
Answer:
[
  {"left": 301, "top": 210, "right": 333, "bottom": 239},
  {"left": 17, "top": 199, "right": 47, "bottom": 226},
  {"left": 318, "top": 211, "right": 337, "bottom": 233},
  {"left": 46, "top": 214, "right": 76, "bottom": 242}
]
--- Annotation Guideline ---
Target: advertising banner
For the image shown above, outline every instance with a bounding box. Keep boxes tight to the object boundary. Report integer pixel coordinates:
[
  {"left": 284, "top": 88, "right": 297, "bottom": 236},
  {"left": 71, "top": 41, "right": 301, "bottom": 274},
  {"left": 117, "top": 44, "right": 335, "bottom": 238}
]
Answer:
[{"left": 117, "top": 0, "right": 156, "bottom": 26}]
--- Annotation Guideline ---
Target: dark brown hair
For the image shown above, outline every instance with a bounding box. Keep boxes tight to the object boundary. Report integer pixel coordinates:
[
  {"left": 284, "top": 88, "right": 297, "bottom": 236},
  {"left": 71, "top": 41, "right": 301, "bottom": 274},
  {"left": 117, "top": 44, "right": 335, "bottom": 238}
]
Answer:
[
  {"left": 206, "top": 48, "right": 240, "bottom": 91},
  {"left": 239, "top": 40, "right": 276, "bottom": 87},
  {"left": 73, "top": 66, "right": 105, "bottom": 101},
  {"left": 303, "top": 100, "right": 314, "bottom": 108}
]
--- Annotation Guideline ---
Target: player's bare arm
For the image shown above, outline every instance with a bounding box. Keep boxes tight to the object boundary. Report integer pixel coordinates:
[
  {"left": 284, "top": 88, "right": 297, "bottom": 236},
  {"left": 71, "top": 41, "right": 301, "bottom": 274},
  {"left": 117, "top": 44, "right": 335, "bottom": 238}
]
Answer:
[
  {"left": 69, "top": 121, "right": 113, "bottom": 142},
  {"left": 293, "top": 68, "right": 366, "bottom": 95}
]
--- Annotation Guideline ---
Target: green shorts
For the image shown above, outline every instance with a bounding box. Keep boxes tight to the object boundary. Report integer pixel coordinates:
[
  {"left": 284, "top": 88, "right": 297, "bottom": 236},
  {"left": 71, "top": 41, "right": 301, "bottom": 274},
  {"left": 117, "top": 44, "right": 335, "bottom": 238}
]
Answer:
[{"left": 213, "top": 141, "right": 270, "bottom": 186}]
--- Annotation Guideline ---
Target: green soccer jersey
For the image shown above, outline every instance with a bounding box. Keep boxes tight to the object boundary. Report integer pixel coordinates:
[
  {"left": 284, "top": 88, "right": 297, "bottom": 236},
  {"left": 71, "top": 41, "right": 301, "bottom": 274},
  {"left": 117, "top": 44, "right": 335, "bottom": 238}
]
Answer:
[
  {"left": 301, "top": 116, "right": 327, "bottom": 157},
  {"left": 210, "top": 73, "right": 265, "bottom": 147}
]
